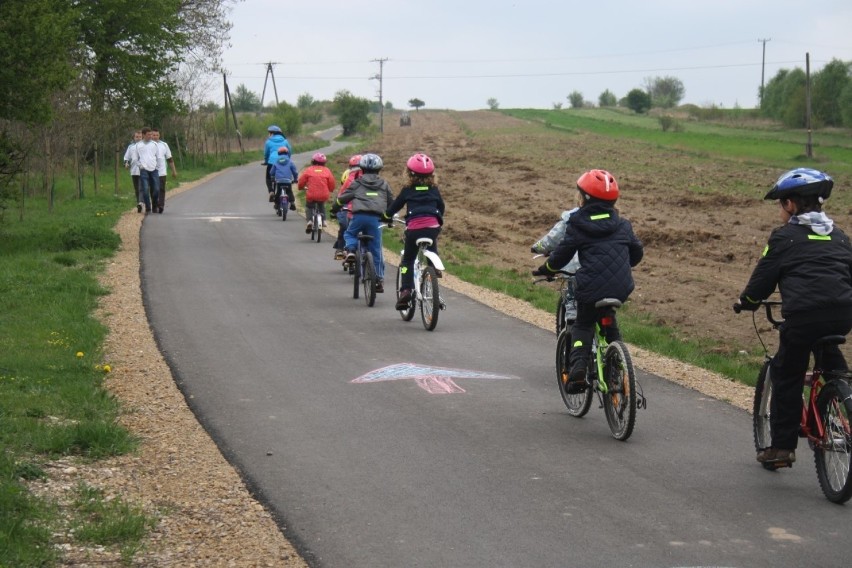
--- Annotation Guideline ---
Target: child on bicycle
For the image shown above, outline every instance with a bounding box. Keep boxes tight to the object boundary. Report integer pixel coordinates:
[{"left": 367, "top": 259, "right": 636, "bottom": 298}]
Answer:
[
  {"left": 297, "top": 153, "right": 336, "bottom": 234},
  {"left": 262, "top": 125, "right": 291, "bottom": 202},
  {"left": 384, "top": 153, "right": 445, "bottom": 310},
  {"left": 271, "top": 147, "right": 298, "bottom": 214},
  {"left": 531, "top": 203, "right": 582, "bottom": 322},
  {"left": 330, "top": 154, "right": 362, "bottom": 260},
  {"left": 736, "top": 168, "right": 852, "bottom": 466},
  {"left": 336, "top": 153, "right": 395, "bottom": 293},
  {"left": 534, "top": 169, "right": 643, "bottom": 393}
]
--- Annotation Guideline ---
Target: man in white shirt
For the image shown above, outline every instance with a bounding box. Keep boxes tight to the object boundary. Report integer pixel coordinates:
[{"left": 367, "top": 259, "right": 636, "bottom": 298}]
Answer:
[
  {"left": 152, "top": 128, "right": 177, "bottom": 213},
  {"left": 123, "top": 130, "right": 142, "bottom": 211},
  {"left": 134, "top": 127, "right": 160, "bottom": 214}
]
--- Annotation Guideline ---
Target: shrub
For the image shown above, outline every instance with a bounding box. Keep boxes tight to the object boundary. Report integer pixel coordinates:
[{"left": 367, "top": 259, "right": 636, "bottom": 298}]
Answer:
[{"left": 60, "top": 224, "right": 120, "bottom": 252}]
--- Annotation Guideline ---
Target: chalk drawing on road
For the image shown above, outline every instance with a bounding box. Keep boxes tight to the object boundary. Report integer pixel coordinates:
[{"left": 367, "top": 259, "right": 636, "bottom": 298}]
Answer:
[{"left": 351, "top": 363, "right": 519, "bottom": 394}]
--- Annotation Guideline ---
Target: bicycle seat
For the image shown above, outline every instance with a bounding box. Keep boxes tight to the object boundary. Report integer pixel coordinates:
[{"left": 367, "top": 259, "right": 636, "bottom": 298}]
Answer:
[
  {"left": 814, "top": 335, "right": 846, "bottom": 348},
  {"left": 595, "top": 298, "right": 623, "bottom": 309},
  {"left": 415, "top": 238, "right": 433, "bottom": 247}
]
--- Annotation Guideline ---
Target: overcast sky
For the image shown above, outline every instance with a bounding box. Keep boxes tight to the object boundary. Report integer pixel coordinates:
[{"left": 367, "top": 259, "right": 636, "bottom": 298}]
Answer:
[{"left": 210, "top": 0, "right": 852, "bottom": 111}]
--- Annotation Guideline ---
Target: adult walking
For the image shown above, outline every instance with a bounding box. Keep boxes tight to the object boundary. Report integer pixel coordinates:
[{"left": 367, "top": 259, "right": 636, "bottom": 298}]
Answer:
[
  {"left": 152, "top": 128, "right": 177, "bottom": 214},
  {"left": 134, "top": 127, "right": 160, "bottom": 214},
  {"left": 122, "top": 130, "right": 142, "bottom": 206}
]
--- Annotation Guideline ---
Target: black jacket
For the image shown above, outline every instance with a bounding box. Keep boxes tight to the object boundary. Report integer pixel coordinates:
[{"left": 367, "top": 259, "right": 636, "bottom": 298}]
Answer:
[
  {"left": 385, "top": 183, "right": 445, "bottom": 225},
  {"left": 740, "top": 223, "right": 852, "bottom": 323},
  {"left": 546, "top": 202, "right": 643, "bottom": 304}
]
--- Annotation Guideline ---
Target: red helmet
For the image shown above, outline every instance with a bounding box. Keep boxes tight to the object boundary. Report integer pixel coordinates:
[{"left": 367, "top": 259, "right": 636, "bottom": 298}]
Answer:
[
  {"left": 277, "top": 146, "right": 290, "bottom": 154},
  {"left": 348, "top": 154, "right": 362, "bottom": 167},
  {"left": 576, "top": 169, "right": 619, "bottom": 201},
  {"left": 406, "top": 153, "right": 435, "bottom": 175},
  {"left": 312, "top": 152, "right": 327, "bottom": 164}
]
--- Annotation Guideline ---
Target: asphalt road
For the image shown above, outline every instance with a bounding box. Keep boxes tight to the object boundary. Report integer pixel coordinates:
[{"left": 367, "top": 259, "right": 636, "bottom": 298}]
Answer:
[{"left": 141, "top": 148, "right": 851, "bottom": 568}]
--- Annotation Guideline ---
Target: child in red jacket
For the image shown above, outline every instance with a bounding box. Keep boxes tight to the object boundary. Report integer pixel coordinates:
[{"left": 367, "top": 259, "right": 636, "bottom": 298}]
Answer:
[{"left": 298, "top": 153, "right": 337, "bottom": 234}]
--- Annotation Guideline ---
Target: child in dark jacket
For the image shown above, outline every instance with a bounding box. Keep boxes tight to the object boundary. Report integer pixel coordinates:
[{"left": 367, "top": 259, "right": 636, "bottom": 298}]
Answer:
[
  {"left": 271, "top": 147, "right": 298, "bottom": 215},
  {"left": 535, "top": 169, "right": 643, "bottom": 393},
  {"left": 737, "top": 168, "right": 852, "bottom": 467},
  {"left": 384, "top": 153, "right": 446, "bottom": 310},
  {"left": 336, "top": 153, "right": 394, "bottom": 292}
]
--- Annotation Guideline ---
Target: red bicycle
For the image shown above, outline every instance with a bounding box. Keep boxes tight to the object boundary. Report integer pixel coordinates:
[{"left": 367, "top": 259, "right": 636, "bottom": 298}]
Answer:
[{"left": 736, "top": 300, "right": 852, "bottom": 503}]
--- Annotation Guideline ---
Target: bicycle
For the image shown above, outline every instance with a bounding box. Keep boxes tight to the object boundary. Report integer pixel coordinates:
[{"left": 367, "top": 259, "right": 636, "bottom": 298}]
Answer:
[
  {"left": 535, "top": 270, "right": 646, "bottom": 441},
  {"left": 735, "top": 300, "right": 852, "bottom": 503},
  {"left": 395, "top": 233, "right": 446, "bottom": 331},
  {"left": 275, "top": 183, "right": 291, "bottom": 221},
  {"left": 306, "top": 202, "right": 324, "bottom": 243}
]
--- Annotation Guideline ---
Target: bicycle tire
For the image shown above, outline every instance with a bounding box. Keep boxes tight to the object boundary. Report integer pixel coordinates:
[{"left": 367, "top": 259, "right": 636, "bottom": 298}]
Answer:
[
  {"left": 556, "top": 328, "right": 592, "bottom": 417},
  {"left": 556, "top": 295, "right": 566, "bottom": 335},
  {"left": 315, "top": 212, "right": 322, "bottom": 243},
  {"left": 363, "top": 251, "right": 377, "bottom": 307},
  {"left": 396, "top": 265, "right": 415, "bottom": 321},
  {"left": 813, "top": 380, "right": 852, "bottom": 503},
  {"left": 602, "top": 340, "right": 637, "bottom": 441},
  {"left": 352, "top": 248, "right": 362, "bottom": 299},
  {"left": 420, "top": 265, "right": 440, "bottom": 331},
  {"left": 752, "top": 361, "right": 773, "bottom": 455}
]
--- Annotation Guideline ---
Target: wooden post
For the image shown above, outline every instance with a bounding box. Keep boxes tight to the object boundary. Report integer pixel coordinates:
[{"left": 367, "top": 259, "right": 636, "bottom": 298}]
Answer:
[
  {"left": 805, "top": 52, "right": 813, "bottom": 159},
  {"left": 93, "top": 142, "right": 99, "bottom": 195},
  {"left": 114, "top": 146, "right": 120, "bottom": 196}
]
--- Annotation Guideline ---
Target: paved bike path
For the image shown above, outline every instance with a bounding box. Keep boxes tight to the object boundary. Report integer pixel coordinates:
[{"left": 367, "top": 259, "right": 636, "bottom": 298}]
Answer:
[{"left": 141, "top": 157, "right": 850, "bottom": 567}]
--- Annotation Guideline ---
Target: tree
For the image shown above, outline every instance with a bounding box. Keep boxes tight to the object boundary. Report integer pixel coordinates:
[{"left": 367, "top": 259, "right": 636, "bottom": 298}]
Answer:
[
  {"left": 297, "top": 93, "right": 323, "bottom": 124},
  {"left": 644, "top": 76, "right": 685, "bottom": 108},
  {"left": 333, "top": 90, "right": 371, "bottom": 135},
  {"left": 567, "top": 91, "right": 584, "bottom": 109},
  {"left": 232, "top": 84, "right": 261, "bottom": 112},
  {"left": 841, "top": 81, "right": 852, "bottom": 128},
  {"left": 0, "top": 0, "right": 77, "bottom": 123},
  {"left": 812, "top": 59, "right": 851, "bottom": 127},
  {"left": 408, "top": 98, "right": 425, "bottom": 111},
  {"left": 267, "top": 101, "right": 302, "bottom": 137},
  {"left": 762, "top": 68, "right": 806, "bottom": 127},
  {"left": 625, "top": 89, "right": 652, "bottom": 114},
  {"left": 487, "top": 98, "right": 500, "bottom": 110},
  {"left": 598, "top": 89, "right": 617, "bottom": 107}
]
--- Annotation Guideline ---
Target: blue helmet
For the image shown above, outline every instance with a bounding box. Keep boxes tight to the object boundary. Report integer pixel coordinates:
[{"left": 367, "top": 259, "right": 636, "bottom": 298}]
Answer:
[
  {"left": 359, "top": 153, "right": 383, "bottom": 171},
  {"left": 267, "top": 124, "right": 282, "bottom": 134},
  {"left": 764, "top": 168, "right": 833, "bottom": 200}
]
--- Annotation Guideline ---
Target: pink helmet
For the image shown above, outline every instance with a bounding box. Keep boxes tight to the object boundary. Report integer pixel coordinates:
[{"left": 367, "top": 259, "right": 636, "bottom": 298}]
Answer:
[
  {"left": 348, "top": 154, "right": 362, "bottom": 167},
  {"left": 406, "top": 153, "right": 435, "bottom": 175},
  {"left": 312, "top": 152, "right": 327, "bottom": 164}
]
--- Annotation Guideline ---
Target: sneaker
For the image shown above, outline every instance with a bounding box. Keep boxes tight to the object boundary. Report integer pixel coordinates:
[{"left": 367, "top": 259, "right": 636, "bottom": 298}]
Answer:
[
  {"left": 268, "top": 192, "right": 274, "bottom": 202},
  {"left": 756, "top": 448, "right": 796, "bottom": 465},
  {"left": 305, "top": 222, "right": 313, "bottom": 234},
  {"left": 289, "top": 202, "right": 297, "bottom": 211},
  {"left": 158, "top": 207, "right": 164, "bottom": 214},
  {"left": 396, "top": 289, "right": 412, "bottom": 310},
  {"left": 563, "top": 361, "right": 587, "bottom": 394},
  {"left": 344, "top": 251, "right": 356, "bottom": 263},
  {"left": 376, "top": 279, "right": 384, "bottom": 293},
  {"left": 137, "top": 202, "right": 143, "bottom": 213},
  {"left": 334, "top": 250, "right": 345, "bottom": 261}
]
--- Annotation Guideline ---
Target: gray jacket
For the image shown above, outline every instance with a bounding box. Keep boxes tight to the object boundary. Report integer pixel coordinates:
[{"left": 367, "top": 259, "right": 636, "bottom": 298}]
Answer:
[{"left": 337, "top": 173, "right": 394, "bottom": 215}]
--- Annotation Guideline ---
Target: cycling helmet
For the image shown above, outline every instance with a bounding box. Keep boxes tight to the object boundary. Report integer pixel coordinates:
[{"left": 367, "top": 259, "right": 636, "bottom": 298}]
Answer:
[
  {"left": 267, "top": 124, "right": 282, "bottom": 134},
  {"left": 576, "top": 169, "right": 619, "bottom": 201},
  {"left": 359, "top": 153, "right": 384, "bottom": 171},
  {"left": 763, "top": 168, "right": 833, "bottom": 201},
  {"left": 406, "top": 153, "right": 435, "bottom": 175},
  {"left": 312, "top": 152, "right": 327, "bottom": 164},
  {"left": 277, "top": 146, "right": 290, "bottom": 154},
  {"left": 348, "top": 154, "right": 363, "bottom": 167}
]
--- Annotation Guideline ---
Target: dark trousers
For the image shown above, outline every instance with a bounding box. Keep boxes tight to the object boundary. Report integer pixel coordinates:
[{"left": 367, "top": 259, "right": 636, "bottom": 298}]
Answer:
[
  {"left": 568, "top": 302, "right": 622, "bottom": 369},
  {"left": 274, "top": 183, "right": 294, "bottom": 207},
  {"left": 770, "top": 317, "right": 852, "bottom": 449},
  {"left": 131, "top": 175, "right": 140, "bottom": 202},
  {"left": 400, "top": 227, "right": 441, "bottom": 290},
  {"left": 157, "top": 176, "right": 168, "bottom": 210}
]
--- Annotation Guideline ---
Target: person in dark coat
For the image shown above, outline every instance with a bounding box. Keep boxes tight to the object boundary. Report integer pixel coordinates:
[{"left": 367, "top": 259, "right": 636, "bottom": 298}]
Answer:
[
  {"left": 534, "top": 169, "right": 643, "bottom": 393},
  {"left": 737, "top": 168, "right": 852, "bottom": 467}
]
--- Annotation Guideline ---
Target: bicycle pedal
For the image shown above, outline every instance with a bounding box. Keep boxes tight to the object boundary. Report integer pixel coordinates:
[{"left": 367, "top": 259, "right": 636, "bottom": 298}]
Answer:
[{"left": 764, "top": 459, "right": 794, "bottom": 470}]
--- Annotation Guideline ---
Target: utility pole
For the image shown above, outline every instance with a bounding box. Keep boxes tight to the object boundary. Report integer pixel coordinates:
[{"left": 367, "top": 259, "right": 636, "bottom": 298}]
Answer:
[
  {"left": 371, "top": 58, "right": 388, "bottom": 133},
  {"left": 260, "top": 62, "right": 281, "bottom": 110},
  {"left": 758, "top": 38, "right": 771, "bottom": 109},
  {"left": 805, "top": 52, "right": 813, "bottom": 158}
]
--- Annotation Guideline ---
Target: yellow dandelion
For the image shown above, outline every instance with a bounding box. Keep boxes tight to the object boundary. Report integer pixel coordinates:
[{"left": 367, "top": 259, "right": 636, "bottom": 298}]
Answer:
[{"left": 76, "top": 351, "right": 84, "bottom": 358}]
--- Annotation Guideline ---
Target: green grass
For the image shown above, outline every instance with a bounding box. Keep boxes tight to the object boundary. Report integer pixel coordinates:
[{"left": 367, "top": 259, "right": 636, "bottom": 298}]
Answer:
[{"left": 0, "top": 150, "right": 253, "bottom": 567}]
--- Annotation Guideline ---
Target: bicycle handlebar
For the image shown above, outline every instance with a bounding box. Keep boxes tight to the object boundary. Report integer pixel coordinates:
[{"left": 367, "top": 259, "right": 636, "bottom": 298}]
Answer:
[{"left": 734, "top": 299, "right": 783, "bottom": 327}]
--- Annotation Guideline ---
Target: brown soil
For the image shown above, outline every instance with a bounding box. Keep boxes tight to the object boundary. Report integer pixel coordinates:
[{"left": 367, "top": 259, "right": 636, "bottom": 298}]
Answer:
[{"left": 31, "top": 110, "right": 850, "bottom": 565}]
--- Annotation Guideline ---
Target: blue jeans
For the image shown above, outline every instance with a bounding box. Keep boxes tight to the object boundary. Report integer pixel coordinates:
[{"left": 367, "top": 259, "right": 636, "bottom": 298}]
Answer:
[
  {"left": 139, "top": 169, "right": 160, "bottom": 211},
  {"left": 334, "top": 211, "right": 350, "bottom": 250},
  {"left": 344, "top": 214, "right": 384, "bottom": 280}
]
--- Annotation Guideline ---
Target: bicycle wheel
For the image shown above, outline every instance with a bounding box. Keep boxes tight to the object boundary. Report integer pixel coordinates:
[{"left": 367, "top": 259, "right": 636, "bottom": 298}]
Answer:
[
  {"left": 311, "top": 212, "right": 318, "bottom": 241},
  {"left": 557, "top": 328, "right": 592, "bottom": 417},
  {"left": 602, "top": 340, "right": 637, "bottom": 441},
  {"left": 315, "top": 213, "right": 322, "bottom": 243},
  {"left": 396, "top": 265, "right": 415, "bottom": 321},
  {"left": 352, "top": 248, "right": 361, "bottom": 299},
  {"left": 419, "top": 265, "right": 440, "bottom": 331},
  {"left": 555, "top": 295, "right": 566, "bottom": 335},
  {"left": 752, "top": 361, "right": 773, "bottom": 455},
  {"left": 362, "top": 251, "right": 377, "bottom": 307},
  {"left": 814, "top": 380, "right": 852, "bottom": 503}
]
